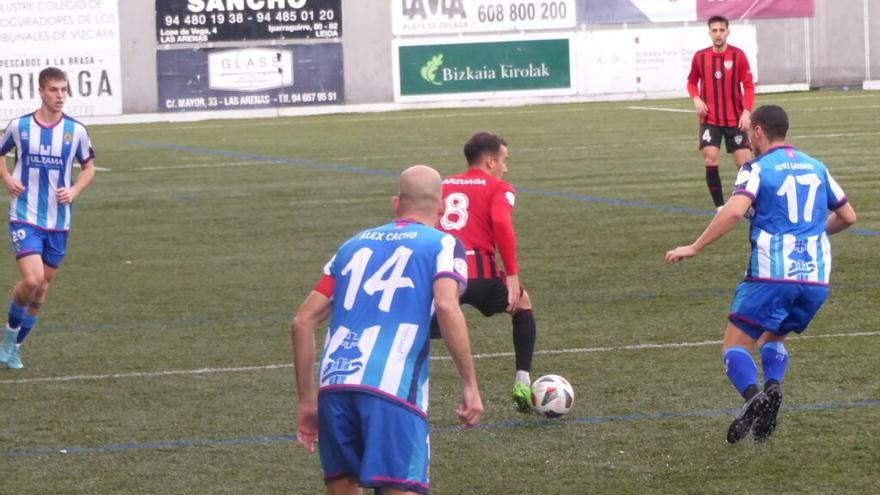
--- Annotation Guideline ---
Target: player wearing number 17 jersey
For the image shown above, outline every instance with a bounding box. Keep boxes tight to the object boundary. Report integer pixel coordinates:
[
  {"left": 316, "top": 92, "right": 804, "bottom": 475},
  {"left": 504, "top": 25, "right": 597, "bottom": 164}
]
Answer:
[
  {"left": 666, "top": 105, "right": 856, "bottom": 444},
  {"left": 292, "top": 165, "right": 482, "bottom": 495},
  {"left": 434, "top": 132, "right": 538, "bottom": 413}
]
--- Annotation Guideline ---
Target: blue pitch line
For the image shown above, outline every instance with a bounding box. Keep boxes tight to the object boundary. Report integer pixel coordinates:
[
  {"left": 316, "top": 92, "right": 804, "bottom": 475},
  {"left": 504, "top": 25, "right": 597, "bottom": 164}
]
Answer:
[
  {"left": 126, "top": 140, "right": 880, "bottom": 236},
  {"left": 2, "top": 400, "right": 878, "bottom": 459}
]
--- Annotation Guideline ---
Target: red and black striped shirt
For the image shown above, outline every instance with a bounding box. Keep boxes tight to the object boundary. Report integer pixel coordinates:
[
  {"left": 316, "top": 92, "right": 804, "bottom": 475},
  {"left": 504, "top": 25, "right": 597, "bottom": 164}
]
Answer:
[{"left": 687, "top": 45, "right": 755, "bottom": 127}]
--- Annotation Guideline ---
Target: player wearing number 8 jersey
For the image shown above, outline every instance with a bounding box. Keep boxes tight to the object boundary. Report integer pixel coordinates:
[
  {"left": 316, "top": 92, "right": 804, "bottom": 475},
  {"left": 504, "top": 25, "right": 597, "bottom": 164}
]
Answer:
[
  {"left": 666, "top": 105, "right": 856, "bottom": 443},
  {"left": 433, "top": 132, "right": 538, "bottom": 413},
  {"left": 292, "top": 165, "right": 482, "bottom": 495}
]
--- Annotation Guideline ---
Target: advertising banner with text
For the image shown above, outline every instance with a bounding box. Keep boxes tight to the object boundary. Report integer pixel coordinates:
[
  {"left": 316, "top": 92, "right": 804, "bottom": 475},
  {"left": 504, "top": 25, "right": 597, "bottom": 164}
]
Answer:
[
  {"left": 392, "top": 0, "right": 576, "bottom": 35},
  {"left": 697, "top": 0, "right": 813, "bottom": 20},
  {"left": 577, "top": 24, "right": 757, "bottom": 95},
  {"left": 395, "top": 36, "right": 575, "bottom": 101},
  {"left": 0, "top": 0, "right": 122, "bottom": 119},
  {"left": 156, "top": 0, "right": 342, "bottom": 44},
  {"left": 157, "top": 43, "right": 344, "bottom": 112},
  {"left": 579, "top": 0, "right": 813, "bottom": 24}
]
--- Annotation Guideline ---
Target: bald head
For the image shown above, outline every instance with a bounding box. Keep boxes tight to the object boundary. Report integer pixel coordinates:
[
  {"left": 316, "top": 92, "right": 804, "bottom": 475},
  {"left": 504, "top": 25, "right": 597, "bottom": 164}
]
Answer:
[{"left": 395, "top": 165, "right": 443, "bottom": 220}]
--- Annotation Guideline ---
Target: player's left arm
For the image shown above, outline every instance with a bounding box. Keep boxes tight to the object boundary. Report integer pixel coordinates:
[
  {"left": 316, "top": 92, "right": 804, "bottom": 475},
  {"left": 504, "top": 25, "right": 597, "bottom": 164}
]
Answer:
[
  {"left": 57, "top": 130, "right": 96, "bottom": 205},
  {"left": 824, "top": 171, "right": 857, "bottom": 235},
  {"left": 290, "top": 289, "right": 332, "bottom": 454},
  {"left": 490, "top": 186, "right": 521, "bottom": 310},
  {"left": 666, "top": 195, "right": 752, "bottom": 264},
  {"left": 738, "top": 54, "right": 756, "bottom": 130}
]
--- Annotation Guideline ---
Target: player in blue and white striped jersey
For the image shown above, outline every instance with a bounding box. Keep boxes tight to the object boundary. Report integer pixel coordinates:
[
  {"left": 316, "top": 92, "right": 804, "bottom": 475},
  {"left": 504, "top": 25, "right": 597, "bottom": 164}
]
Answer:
[
  {"left": 292, "top": 165, "right": 482, "bottom": 495},
  {"left": 666, "top": 105, "right": 856, "bottom": 444},
  {"left": 0, "top": 67, "right": 97, "bottom": 370}
]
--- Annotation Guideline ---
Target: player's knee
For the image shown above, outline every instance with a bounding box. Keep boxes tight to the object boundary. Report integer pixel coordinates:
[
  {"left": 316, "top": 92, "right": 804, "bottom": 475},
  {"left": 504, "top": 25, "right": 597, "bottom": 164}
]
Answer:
[
  {"left": 704, "top": 158, "right": 720, "bottom": 168},
  {"left": 515, "top": 291, "right": 533, "bottom": 312},
  {"left": 19, "top": 276, "right": 42, "bottom": 296}
]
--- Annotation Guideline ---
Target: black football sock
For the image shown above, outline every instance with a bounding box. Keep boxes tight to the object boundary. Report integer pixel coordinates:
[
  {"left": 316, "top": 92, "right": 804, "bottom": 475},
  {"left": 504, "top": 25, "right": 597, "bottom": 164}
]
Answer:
[
  {"left": 512, "top": 310, "right": 536, "bottom": 372},
  {"left": 705, "top": 165, "right": 725, "bottom": 207}
]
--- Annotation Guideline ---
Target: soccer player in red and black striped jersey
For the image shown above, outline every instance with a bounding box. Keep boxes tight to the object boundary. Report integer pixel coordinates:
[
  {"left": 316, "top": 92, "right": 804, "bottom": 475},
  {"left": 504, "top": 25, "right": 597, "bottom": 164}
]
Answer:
[
  {"left": 432, "top": 132, "right": 537, "bottom": 413},
  {"left": 687, "top": 15, "right": 755, "bottom": 210}
]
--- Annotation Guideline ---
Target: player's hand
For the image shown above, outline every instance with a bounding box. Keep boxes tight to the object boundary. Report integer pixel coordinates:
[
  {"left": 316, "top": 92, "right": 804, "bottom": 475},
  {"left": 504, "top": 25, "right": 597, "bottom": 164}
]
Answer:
[
  {"left": 3, "top": 177, "right": 24, "bottom": 198},
  {"left": 457, "top": 384, "right": 484, "bottom": 429},
  {"left": 693, "top": 97, "right": 709, "bottom": 116},
  {"left": 295, "top": 401, "right": 319, "bottom": 453},
  {"left": 739, "top": 110, "right": 751, "bottom": 131},
  {"left": 505, "top": 274, "right": 521, "bottom": 312},
  {"left": 665, "top": 245, "right": 698, "bottom": 264},
  {"left": 56, "top": 187, "right": 78, "bottom": 205}
]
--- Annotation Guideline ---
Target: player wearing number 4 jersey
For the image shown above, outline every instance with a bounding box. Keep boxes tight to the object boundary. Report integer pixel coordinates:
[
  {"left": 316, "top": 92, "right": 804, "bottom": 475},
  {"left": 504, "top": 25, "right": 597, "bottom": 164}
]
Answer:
[
  {"left": 666, "top": 105, "right": 856, "bottom": 443},
  {"left": 688, "top": 15, "right": 755, "bottom": 210},
  {"left": 431, "top": 132, "right": 538, "bottom": 413},
  {"left": 292, "top": 165, "right": 483, "bottom": 495}
]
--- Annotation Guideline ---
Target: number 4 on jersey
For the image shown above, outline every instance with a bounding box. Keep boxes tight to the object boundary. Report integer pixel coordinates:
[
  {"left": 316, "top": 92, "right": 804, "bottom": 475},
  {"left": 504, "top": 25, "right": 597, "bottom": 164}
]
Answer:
[{"left": 341, "top": 246, "right": 415, "bottom": 312}]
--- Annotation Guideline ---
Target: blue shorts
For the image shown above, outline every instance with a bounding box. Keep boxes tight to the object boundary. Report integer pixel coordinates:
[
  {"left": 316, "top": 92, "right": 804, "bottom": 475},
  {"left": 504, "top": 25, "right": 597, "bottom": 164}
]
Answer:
[
  {"left": 9, "top": 223, "right": 68, "bottom": 268},
  {"left": 728, "top": 280, "right": 829, "bottom": 340},
  {"left": 318, "top": 391, "right": 430, "bottom": 494}
]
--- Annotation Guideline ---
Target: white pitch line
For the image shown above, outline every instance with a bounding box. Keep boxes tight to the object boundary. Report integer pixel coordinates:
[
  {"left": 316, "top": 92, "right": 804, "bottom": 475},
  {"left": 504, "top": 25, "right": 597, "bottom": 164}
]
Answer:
[
  {"left": 626, "top": 106, "right": 692, "bottom": 113},
  {"left": 135, "top": 160, "right": 276, "bottom": 171},
  {"left": 1, "top": 331, "right": 876, "bottom": 385}
]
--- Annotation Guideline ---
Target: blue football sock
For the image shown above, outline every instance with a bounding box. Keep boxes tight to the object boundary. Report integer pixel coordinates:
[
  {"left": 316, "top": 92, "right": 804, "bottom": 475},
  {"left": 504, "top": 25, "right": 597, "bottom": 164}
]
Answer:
[
  {"left": 723, "top": 346, "right": 759, "bottom": 398},
  {"left": 760, "top": 342, "right": 789, "bottom": 386},
  {"left": 17, "top": 315, "right": 38, "bottom": 344},
  {"left": 8, "top": 301, "right": 27, "bottom": 329}
]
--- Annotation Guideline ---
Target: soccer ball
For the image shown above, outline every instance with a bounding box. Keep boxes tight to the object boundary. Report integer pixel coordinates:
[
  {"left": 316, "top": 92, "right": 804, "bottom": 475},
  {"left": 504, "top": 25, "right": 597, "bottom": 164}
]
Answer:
[{"left": 531, "top": 374, "right": 575, "bottom": 418}]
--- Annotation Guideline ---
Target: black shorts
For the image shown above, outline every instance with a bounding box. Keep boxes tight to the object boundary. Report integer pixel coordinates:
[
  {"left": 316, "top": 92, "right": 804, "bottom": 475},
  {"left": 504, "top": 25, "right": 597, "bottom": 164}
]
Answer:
[
  {"left": 461, "top": 278, "right": 509, "bottom": 317},
  {"left": 699, "top": 124, "right": 750, "bottom": 153},
  {"left": 429, "top": 278, "right": 509, "bottom": 338}
]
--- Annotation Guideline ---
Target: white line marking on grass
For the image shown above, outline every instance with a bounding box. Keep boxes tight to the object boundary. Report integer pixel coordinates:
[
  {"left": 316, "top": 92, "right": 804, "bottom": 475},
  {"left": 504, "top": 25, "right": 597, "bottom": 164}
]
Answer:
[
  {"left": 136, "top": 160, "right": 274, "bottom": 171},
  {"left": 2, "top": 331, "right": 876, "bottom": 385},
  {"left": 626, "top": 106, "right": 692, "bottom": 113}
]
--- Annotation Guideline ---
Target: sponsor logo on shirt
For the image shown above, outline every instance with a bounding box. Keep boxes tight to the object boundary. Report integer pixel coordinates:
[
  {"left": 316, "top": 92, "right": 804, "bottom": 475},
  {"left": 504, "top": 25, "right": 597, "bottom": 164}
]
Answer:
[
  {"left": 26, "top": 155, "right": 63, "bottom": 169},
  {"left": 787, "top": 240, "right": 817, "bottom": 279},
  {"left": 322, "top": 330, "right": 364, "bottom": 384}
]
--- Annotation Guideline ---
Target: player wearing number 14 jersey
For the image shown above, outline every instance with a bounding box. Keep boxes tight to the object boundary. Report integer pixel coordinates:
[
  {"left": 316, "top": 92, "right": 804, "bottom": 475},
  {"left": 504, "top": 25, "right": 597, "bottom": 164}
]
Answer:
[
  {"left": 433, "top": 132, "right": 538, "bottom": 413},
  {"left": 292, "top": 166, "right": 482, "bottom": 495},
  {"left": 666, "top": 105, "right": 856, "bottom": 443}
]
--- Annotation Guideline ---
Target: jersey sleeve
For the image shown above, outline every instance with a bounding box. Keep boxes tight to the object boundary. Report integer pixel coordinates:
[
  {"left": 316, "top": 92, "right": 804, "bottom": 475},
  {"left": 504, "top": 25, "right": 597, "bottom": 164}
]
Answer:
[
  {"left": 686, "top": 53, "right": 701, "bottom": 98},
  {"left": 313, "top": 255, "right": 336, "bottom": 298},
  {"left": 732, "top": 162, "right": 760, "bottom": 201},
  {"left": 0, "top": 119, "right": 18, "bottom": 156},
  {"left": 435, "top": 234, "right": 467, "bottom": 294},
  {"left": 825, "top": 170, "right": 848, "bottom": 210},
  {"left": 738, "top": 53, "right": 755, "bottom": 110},
  {"left": 490, "top": 182, "right": 519, "bottom": 276},
  {"left": 75, "top": 124, "right": 95, "bottom": 165}
]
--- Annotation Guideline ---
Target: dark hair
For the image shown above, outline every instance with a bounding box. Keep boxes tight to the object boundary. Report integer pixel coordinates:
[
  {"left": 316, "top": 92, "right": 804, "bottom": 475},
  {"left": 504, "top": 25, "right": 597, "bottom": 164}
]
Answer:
[
  {"left": 751, "top": 105, "right": 789, "bottom": 141},
  {"left": 464, "top": 132, "right": 507, "bottom": 166},
  {"left": 707, "top": 15, "right": 729, "bottom": 28},
  {"left": 39, "top": 67, "right": 68, "bottom": 88}
]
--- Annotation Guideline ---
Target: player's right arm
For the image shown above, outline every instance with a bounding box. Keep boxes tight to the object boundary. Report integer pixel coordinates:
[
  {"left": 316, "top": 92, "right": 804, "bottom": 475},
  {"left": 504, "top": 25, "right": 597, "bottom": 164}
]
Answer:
[
  {"left": 290, "top": 288, "right": 333, "bottom": 453},
  {"left": 0, "top": 120, "right": 24, "bottom": 198},
  {"left": 434, "top": 276, "right": 483, "bottom": 429},
  {"left": 687, "top": 53, "right": 708, "bottom": 116}
]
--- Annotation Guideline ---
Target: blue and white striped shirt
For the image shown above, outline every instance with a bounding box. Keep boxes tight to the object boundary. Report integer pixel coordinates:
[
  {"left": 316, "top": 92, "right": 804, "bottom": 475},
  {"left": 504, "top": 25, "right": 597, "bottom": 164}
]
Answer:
[
  {"left": 318, "top": 219, "right": 467, "bottom": 417},
  {"left": 733, "top": 145, "right": 847, "bottom": 285},
  {"left": 0, "top": 113, "right": 94, "bottom": 231}
]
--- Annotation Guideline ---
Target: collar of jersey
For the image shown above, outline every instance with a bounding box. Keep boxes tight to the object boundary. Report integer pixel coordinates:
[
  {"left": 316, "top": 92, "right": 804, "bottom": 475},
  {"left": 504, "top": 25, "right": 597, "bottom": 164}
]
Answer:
[{"left": 755, "top": 144, "right": 796, "bottom": 161}]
